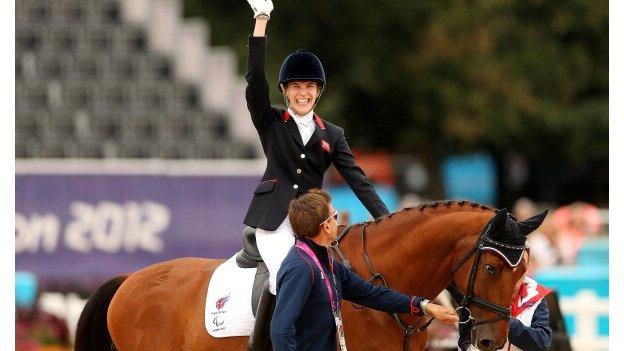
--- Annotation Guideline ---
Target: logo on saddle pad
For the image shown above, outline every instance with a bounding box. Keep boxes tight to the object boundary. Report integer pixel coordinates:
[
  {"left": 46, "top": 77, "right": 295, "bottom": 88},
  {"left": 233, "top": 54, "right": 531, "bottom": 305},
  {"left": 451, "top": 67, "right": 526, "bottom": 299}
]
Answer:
[
  {"left": 205, "top": 257, "right": 258, "bottom": 337},
  {"left": 215, "top": 294, "right": 230, "bottom": 310},
  {"left": 213, "top": 316, "right": 225, "bottom": 327}
]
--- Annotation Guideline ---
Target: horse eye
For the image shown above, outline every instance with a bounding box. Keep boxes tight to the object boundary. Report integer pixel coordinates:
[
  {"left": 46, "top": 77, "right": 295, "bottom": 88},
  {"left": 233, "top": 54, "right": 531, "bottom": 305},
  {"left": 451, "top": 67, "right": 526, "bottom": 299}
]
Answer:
[{"left": 485, "top": 265, "right": 497, "bottom": 275}]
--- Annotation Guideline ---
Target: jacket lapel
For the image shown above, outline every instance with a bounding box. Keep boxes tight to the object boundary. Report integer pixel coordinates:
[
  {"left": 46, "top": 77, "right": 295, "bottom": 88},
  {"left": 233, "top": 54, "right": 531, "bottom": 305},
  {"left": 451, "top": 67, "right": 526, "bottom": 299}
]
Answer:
[
  {"left": 305, "top": 114, "right": 326, "bottom": 149},
  {"left": 283, "top": 111, "right": 305, "bottom": 149}
]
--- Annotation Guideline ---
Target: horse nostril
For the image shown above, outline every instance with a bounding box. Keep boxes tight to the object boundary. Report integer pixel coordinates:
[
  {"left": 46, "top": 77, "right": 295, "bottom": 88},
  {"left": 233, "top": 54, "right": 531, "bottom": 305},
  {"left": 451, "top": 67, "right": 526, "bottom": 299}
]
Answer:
[{"left": 479, "top": 339, "right": 494, "bottom": 348}]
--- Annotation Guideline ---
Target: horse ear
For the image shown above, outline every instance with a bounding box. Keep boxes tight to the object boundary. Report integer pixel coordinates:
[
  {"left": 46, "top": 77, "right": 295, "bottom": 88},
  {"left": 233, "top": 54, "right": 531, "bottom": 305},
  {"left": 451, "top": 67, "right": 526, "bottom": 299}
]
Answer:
[
  {"left": 488, "top": 208, "right": 508, "bottom": 239},
  {"left": 518, "top": 210, "right": 549, "bottom": 237}
]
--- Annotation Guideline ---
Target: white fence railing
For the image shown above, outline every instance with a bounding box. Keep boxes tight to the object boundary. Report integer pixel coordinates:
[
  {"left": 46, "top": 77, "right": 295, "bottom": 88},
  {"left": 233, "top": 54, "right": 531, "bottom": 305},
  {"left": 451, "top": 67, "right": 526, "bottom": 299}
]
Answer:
[{"left": 560, "top": 290, "right": 609, "bottom": 351}]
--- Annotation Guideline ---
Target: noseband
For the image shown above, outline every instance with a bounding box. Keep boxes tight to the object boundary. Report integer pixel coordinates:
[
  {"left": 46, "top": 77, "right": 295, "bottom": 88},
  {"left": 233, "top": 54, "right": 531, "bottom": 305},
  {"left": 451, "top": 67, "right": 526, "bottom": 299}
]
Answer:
[{"left": 446, "top": 223, "right": 526, "bottom": 328}]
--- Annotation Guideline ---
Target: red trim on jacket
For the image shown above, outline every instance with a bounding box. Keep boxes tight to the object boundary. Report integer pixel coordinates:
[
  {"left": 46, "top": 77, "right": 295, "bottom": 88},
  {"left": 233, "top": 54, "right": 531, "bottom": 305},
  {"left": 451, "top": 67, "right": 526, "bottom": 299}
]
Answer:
[{"left": 314, "top": 114, "right": 326, "bottom": 130}]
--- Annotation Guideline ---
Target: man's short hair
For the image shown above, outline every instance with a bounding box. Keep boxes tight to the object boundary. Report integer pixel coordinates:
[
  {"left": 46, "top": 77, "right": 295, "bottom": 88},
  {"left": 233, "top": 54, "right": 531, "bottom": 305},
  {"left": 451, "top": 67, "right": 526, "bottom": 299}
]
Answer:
[{"left": 288, "top": 189, "right": 332, "bottom": 238}]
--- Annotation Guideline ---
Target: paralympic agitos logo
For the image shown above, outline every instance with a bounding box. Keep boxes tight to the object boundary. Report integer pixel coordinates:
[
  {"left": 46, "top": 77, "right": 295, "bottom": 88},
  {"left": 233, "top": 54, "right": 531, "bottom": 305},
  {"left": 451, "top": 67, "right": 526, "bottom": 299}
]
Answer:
[{"left": 213, "top": 317, "right": 224, "bottom": 326}]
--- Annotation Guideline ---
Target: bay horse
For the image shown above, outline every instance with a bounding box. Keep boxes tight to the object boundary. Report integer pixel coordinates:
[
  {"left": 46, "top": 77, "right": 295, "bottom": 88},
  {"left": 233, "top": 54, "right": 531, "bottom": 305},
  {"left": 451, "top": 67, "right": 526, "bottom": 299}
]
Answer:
[{"left": 75, "top": 201, "right": 546, "bottom": 351}]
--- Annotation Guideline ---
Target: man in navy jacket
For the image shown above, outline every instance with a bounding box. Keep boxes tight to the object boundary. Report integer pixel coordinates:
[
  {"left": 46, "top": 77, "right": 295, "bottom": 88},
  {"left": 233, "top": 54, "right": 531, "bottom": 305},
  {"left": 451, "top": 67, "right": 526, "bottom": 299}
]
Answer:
[{"left": 271, "top": 189, "right": 459, "bottom": 351}]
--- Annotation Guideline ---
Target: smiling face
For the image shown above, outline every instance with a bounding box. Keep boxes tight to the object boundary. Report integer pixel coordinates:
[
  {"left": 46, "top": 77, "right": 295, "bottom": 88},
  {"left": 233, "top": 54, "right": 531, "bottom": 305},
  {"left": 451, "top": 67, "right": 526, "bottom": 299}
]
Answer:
[{"left": 283, "top": 80, "right": 320, "bottom": 115}]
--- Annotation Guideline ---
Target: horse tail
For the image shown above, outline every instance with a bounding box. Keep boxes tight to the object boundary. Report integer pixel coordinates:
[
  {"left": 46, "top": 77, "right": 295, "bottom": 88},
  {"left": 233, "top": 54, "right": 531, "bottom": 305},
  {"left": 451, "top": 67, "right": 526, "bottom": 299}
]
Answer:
[{"left": 74, "top": 275, "right": 127, "bottom": 351}]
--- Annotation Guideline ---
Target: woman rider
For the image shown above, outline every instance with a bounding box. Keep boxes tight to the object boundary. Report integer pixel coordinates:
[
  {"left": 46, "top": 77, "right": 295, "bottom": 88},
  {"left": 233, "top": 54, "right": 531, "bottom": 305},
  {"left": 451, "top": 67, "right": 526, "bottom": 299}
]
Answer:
[{"left": 243, "top": 0, "right": 390, "bottom": 348}]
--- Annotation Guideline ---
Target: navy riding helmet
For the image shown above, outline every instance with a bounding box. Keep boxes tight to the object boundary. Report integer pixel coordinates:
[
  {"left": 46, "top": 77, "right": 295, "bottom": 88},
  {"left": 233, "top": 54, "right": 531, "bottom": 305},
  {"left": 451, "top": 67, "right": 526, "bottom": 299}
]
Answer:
[{"left": 278, "top": 50, "right": 326, "bottom": 90}]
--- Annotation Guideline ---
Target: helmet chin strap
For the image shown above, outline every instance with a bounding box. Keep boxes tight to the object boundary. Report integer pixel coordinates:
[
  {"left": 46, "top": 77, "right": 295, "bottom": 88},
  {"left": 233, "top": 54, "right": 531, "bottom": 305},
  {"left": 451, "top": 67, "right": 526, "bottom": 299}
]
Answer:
[{"left": 280, "top": 83, "right": 324, "bottom": 117}]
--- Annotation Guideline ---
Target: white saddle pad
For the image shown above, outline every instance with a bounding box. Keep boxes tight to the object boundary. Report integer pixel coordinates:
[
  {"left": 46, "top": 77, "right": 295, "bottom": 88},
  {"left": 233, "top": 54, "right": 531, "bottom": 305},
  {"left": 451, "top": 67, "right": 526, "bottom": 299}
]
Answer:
[{"left": 205, "top": 255, "right": 257, "bottom": 338}]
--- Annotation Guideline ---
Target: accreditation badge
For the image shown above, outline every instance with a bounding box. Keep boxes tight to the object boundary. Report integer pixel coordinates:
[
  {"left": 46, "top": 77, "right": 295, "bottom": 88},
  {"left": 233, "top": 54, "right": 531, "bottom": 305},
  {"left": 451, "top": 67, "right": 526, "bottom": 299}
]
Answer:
[{"left": 334, "top": 309, "right": 348, "bottom": 351}]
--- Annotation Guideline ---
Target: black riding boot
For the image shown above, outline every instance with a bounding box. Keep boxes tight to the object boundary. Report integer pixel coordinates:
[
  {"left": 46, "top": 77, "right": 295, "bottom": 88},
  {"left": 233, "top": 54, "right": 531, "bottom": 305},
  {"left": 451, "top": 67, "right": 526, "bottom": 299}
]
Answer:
[{"left": 247, "top": 282, "right": 276, "bottom": 351}]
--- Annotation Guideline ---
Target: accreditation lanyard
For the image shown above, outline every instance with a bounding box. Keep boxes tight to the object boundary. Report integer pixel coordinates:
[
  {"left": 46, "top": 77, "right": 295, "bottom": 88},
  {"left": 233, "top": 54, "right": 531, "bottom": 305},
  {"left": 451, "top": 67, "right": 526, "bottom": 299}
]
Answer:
[{"left": 295, "top": 240, "right": 348, "bottom": 351}]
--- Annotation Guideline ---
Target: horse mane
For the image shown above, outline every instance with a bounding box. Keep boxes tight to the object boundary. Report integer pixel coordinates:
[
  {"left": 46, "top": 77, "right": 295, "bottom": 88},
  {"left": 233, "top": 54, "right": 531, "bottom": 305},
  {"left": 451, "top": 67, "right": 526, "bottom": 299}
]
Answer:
[
  {"left": 335, "top": 200, "right": 498, "bottom": 242},
  {"left": 367, "top": 200, "right": 497, "bottom": 225}
]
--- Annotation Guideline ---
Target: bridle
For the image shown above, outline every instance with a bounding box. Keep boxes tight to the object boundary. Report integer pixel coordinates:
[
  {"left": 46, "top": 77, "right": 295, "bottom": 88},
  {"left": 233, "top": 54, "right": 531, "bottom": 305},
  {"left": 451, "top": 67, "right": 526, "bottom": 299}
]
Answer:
[{"left": 446, "top": 220, "right": 527, "bottom": 329}]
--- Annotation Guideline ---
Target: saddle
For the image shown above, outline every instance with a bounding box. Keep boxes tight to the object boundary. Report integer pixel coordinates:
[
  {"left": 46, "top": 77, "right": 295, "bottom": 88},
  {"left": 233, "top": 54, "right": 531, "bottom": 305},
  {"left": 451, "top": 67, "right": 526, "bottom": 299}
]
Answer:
[
  {"left": 235, "top": 226, "right": 270, "bottom": 317},
  {"left": 236, "top": 226, "right": 263, "bottom": 268}
]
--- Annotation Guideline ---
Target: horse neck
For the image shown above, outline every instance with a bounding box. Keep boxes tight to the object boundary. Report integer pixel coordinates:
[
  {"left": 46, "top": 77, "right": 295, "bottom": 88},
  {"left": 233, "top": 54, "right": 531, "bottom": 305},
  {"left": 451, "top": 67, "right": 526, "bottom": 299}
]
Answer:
[{"left": 342, "top": 209, "right": 491, "bottom": 299}]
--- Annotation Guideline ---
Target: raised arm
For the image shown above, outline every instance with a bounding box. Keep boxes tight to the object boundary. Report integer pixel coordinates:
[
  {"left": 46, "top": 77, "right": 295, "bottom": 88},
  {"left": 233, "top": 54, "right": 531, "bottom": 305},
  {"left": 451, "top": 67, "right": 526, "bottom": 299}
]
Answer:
[
  {"left": 245, "top": 0, "right": 274, "bottom": 133},
  {"left": 254, "top": 17, "right": 268, "bottom": 37}
]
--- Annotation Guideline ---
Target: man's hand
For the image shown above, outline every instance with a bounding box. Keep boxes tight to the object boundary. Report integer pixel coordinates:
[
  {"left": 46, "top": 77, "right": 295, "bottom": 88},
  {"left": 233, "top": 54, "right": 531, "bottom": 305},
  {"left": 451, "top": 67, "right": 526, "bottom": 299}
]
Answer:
[
  {"left": 246, "top": 0, "right": 274, "bottom": 19},
  {"left": 426, "top": 303, "right": 460, "bottom": 325}
]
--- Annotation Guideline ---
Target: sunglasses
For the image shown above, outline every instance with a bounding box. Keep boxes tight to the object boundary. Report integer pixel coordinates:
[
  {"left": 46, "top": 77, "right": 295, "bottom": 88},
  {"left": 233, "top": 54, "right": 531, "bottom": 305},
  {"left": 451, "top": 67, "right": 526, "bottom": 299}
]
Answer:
[{"left": 321, "top": 210, "right": 338, "bottom": 225}]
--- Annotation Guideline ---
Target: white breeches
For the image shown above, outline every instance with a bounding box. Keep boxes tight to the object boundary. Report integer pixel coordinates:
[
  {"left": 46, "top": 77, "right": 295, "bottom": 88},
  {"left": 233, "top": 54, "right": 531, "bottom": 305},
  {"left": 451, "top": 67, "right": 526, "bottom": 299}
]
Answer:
[{"left": 255, "top": 217, "right": 296, "bottom": 295}]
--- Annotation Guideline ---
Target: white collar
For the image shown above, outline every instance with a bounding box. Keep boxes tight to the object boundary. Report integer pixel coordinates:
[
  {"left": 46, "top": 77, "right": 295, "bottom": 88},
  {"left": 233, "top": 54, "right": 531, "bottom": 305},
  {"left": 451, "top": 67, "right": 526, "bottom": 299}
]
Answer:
[{"left": 287, "top": 108, "right": 315, "bottom": 126}]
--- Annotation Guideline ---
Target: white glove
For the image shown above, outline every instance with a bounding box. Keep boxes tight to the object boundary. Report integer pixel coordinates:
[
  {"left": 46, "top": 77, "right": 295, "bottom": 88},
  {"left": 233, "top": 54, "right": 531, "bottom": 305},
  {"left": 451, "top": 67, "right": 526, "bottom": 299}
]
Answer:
[{"left": 246, "top": 0, "right": 273, "bottom": 19}]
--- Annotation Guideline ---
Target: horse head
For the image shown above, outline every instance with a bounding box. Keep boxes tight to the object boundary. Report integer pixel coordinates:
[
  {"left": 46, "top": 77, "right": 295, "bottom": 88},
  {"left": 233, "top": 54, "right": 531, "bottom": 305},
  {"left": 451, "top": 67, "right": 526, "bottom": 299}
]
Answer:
[{"left": 450, "top": 208, "right": 548, "bottom": 351}]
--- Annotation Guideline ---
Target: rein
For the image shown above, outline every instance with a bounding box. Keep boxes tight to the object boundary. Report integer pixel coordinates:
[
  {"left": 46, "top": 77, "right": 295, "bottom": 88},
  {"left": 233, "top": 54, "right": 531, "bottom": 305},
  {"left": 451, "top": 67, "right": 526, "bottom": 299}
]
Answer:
[{"left": 331, "top": 224, "right": 434, "bottom": 351}]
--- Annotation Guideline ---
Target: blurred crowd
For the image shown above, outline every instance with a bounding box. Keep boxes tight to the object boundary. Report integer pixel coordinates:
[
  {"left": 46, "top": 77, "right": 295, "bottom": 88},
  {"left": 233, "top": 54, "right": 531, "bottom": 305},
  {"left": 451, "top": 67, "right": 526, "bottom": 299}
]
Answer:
[
  {"left": 513, "top": 198, "right": 606, "bottom": 273},
  {"left": 16, "top": 310, "right": 69, "bottom": 351}
]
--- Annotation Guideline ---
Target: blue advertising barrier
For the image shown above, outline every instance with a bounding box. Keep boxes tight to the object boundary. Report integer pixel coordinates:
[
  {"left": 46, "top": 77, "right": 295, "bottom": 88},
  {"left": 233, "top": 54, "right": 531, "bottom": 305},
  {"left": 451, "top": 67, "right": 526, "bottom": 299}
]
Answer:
[
  {"left": 441, "top": 153, "right": 497, "bottom": 205},
  {"left": 16, "top": 160, "right": 265, "bottom": 285},
  {"left": 328, "top": 185, "right": 399, "bottom": 223}
]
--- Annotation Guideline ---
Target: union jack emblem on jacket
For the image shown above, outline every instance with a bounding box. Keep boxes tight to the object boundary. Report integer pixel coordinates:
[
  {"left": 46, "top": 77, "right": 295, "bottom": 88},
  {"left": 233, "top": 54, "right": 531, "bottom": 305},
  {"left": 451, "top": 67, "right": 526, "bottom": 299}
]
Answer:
[{"left": 321, "top": 140, "right": 331, "bottom": 152}]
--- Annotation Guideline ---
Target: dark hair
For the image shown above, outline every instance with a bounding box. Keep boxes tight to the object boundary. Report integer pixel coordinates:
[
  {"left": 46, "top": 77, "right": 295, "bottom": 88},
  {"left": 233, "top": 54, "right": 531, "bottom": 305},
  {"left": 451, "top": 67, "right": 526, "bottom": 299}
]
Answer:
[{"left": 288, "top": 189, "right": 331, "bottom": 238}]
